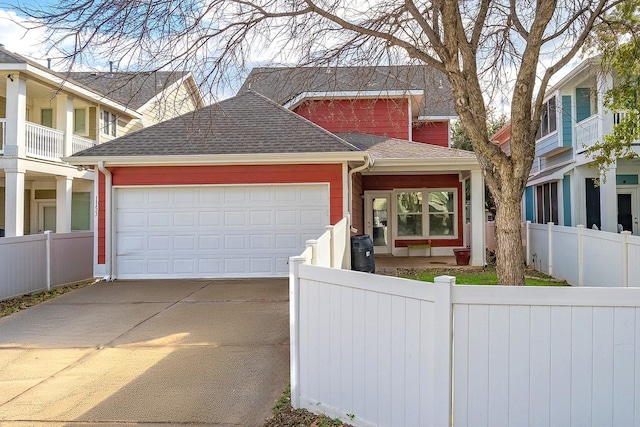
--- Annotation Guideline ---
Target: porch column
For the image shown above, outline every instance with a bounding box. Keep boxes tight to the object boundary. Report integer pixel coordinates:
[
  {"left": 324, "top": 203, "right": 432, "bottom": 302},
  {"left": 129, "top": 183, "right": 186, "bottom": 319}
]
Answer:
[
  {"left": 56, "top": 176, "right": 73, "bottom": 233},
  {"left": 5, "top": 168, "right": 25, "bottom": 236},
  {"left": 470, "top": 169, "right": 485, "bottom": 266},
  {"left": 5, "top": 73, "right": 26, "bottom": 157},
  {"left": 600, "top": 165, "right": 618, "bottom": 233},
  {"left": 56, "top": 94, "right": 74, "bottom": 157}
]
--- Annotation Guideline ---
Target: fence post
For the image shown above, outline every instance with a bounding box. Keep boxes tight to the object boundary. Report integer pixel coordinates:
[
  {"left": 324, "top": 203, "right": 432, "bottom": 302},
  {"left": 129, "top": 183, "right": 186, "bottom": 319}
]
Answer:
[
  {"left": 45, "top": 230, "right": 52, "bottom": 290},
  {"left": 547, "top": 222, "right": 554, "bottom": 276},
  {"left": 526, "top": 221, "right": 531, "bottom": 267},
  {"left": 306, "top": 239, "right": 318, "bottom": 266},
  {"left": 289, "top": 255, "right": 306, "bottom": 409},
  {"left": 622, "top": 231, "right": 631, "bottom": 288},
  {"left": 433, "top": 275, "right": 455, "bottom": 427},
  {"left": 326, "top": 225, "right": 335, "bottom": 268},
  {"left": 577, "top": 225, "right": 584, "bottom": 286}
]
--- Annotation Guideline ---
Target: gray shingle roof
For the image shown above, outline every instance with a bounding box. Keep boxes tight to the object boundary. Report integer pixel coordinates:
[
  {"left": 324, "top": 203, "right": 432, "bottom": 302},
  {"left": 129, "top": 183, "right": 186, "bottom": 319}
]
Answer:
[
  {"left": 72, "top": 90, "right": 359, "bottom": 157},
  {"left": 0, "top": 46, "right": 192, "bottom": 111},
  {"left": 336, "top": 132, "right": 477, "bottom": 161},
  {"left": 67, "top": 71, "right": 189, "bottom": 110},
  {"left": 241, "top": 65, "right": 457, "bottom": 117}
]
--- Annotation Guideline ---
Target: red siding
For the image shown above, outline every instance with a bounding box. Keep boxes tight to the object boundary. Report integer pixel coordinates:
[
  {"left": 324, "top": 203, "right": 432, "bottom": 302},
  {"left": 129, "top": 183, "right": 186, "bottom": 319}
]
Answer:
[
  {"left": 295, "top": 99, "right": 410, "bottom": 139},
  {"left": 362, "top": 174, "right": 464, "bottom": 247},
  {"left": 97, "top": 164, "right": 344, "bottom": 264},
  {"left": 351, "top": 172, "right": 364, "bottom": 235},
  {"left": 412, "top": 121, "right": 449, "bottom": 147}
]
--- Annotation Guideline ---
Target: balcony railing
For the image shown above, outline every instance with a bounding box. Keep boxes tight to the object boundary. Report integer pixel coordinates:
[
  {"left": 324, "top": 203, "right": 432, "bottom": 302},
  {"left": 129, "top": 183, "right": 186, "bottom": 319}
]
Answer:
[
  {"left": 575, "top": 114, "right": 600, "bottom": 152},
  {"left": 0, "top": 119, "right": 5, "bottom": 154},
  {"left": 72, "top": 134, "right": 97, "bottom": 154},
  {"left": 26, "top": 121, "right": 64, "bottom": 160}
]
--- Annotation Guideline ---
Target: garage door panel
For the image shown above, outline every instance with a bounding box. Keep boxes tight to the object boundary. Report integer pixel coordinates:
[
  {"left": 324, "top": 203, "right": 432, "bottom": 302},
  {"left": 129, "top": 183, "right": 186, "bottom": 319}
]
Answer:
[
  {"left": 116, "top": 185, "right": 329, "bottom": 278},
  {"left": 224, "top": 211, "right": 247, "bottom": 226}
]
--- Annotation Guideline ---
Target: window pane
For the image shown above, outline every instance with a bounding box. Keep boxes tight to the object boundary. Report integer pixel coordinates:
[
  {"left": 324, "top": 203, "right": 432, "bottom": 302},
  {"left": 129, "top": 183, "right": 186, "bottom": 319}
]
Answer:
[
  {"left": 429, "top": 213, "right": 454, "bottom": 236},
  {"left": 111, "top": 116, "right": 117, "bottom": 136},
  {"left": 102, "top": 111, "right": 110, "bottom": 134},
  {"left": 397, "top": 192, "right": 422, "bottom": 214},
  {"left": 428, "top": 191, "right": 454, "bottom": 213},
  {"left": 41, "top": 109, "right": 53, "bottom": 128},
  {"left": 549, "top": 97, "right": 557, "bottom": 133},
  {"left": 398, "top": 214, "right": 422, "bottom": 236},
  {"left": 74, "top": 108, "right": 86, "bottom": 133}
]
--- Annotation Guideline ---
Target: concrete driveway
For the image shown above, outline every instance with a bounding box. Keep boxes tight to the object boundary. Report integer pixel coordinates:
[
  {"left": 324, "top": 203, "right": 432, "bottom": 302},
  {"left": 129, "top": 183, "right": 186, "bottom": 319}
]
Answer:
[{"left": 0, "top": 278, "right": 290, "bottom": 426}]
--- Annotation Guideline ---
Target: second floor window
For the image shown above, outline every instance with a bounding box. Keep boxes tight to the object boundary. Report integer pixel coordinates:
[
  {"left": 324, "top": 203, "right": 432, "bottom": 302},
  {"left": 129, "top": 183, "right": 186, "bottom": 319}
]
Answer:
[
  {"left": 74, "top": 108, "right": 86, "bottom": 133},
  {"left": 41, "top": 109, "right": 53, "bottom": 128},
  {"left": 536, "top": 96, "right": 557, "bottom": 139},
  {"left": 102, "top": 111, "right": 117, "bottom": 137}
]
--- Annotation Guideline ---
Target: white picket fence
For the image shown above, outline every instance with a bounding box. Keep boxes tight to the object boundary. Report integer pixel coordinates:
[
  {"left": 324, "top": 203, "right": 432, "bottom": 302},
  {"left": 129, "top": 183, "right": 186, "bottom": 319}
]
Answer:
[
  {"left": 525, "top": 222, "right": 640, "bottom": 287},
  {"left": 289, "top": 262, "right": 640, "bottom": 427},
  {"left": 0, "top": 232, "right": 94, "bottom": 301}
]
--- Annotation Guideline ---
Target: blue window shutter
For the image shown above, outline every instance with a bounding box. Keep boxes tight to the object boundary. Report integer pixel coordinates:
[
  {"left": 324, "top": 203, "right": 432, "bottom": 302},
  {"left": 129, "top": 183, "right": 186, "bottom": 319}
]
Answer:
[
  {"left": 576, "top": 88, "right": 591, "bottom": 122},
  {"left": 525, "top": 187, "right": 535, "bottom": 222},
  {"left": 563, "top": 175, "right": 572, "bottom": 226},
  {"left": 562, "top": 95, "right": 573, "bottom": 147}
]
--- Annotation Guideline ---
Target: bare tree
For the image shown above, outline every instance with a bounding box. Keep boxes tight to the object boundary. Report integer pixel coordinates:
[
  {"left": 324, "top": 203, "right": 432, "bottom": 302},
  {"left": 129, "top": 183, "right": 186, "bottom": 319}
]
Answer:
[{"left": 15, "top": 0, "right": 630, "bottom": 285}]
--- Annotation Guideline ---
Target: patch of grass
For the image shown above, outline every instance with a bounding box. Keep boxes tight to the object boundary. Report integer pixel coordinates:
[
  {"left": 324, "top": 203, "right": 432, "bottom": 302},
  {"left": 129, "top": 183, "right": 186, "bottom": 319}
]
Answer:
[
  {"left": 404, "top": 266, "right": 568, "bottom": 286},
  {"left": 265, "top": 385, "right": 353, "bottom": 427},
  {"left": 0, "top": 279, "right": 98, "bottom": 318}
]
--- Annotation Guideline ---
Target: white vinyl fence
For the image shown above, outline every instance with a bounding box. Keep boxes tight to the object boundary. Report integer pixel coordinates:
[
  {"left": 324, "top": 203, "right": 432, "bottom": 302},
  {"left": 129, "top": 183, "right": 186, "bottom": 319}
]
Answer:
[
  {"left": 289, "top": 263, "right": 640, "bottom": 427},
  {"left": 302, "top": 217, "right": 350, "bottom": 269},
  {"left": 0, "top": 232, "right": 94, "bottom": 301},
  {"left": 525, "top": 222, "right": 640, "bottom": 287}
]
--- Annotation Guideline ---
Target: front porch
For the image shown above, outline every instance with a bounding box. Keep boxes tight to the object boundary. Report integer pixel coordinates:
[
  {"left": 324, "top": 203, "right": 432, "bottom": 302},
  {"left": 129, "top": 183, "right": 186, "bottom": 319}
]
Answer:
[{"left": 375, "top": 254, "right": 469, "bottom": 276}]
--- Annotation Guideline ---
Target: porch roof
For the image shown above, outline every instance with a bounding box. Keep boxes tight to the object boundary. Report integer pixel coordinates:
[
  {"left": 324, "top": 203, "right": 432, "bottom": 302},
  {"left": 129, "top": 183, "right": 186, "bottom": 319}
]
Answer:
[{"left": 337, "top": 132, "right": 477, "bottom": 163}]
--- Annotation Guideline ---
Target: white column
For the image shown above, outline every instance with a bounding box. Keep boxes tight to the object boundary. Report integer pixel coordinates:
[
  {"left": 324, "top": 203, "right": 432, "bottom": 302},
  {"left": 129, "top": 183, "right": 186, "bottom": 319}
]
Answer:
[
  {"left": 56, "top": 176, "right": 73, "bottom": 233},
  {"left": 470, "top": 169, "right": 485, "bottom": 266},
  {"left": 5, "top": 168, "right": 25, "bottom": 236},
  {"left": 56, "top": 94, "right": 74, "bottom": 156},
  {"left": 5, "top": 73, "right": 26, "bottom": 157},
  {"left": 600, "top": 166, "right": 617, "bottom": 233}
]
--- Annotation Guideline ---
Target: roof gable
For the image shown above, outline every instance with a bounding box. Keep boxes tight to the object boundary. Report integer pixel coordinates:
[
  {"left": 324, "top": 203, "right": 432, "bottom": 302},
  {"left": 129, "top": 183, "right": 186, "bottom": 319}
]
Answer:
[
  {"left": 241, "top": 65, "right": 457, "bottom": 117},
  {"left": 67, "top": 71, "right": 194, "bottom": 110},
  {"left": 72, "top": 90, "right": 359, "bottom": 157}
]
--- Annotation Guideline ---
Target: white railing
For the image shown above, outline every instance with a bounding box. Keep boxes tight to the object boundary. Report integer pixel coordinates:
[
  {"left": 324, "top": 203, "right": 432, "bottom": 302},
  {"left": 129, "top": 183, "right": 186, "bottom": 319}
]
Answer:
[
  {"left": 524, "top": 221, "right": 640, "bottom": 287},
  {"left": 0, "top": 118, "right": 5, "bottom": 154},
  {"left": 71, "top": 134, "right": 97, "bottom": 154},
  {"left": 0, "top": 232, "right": 94, "bottom": 301},
  {"left": 290, "top": 263, "right": 640, "bottom": 427},
  {"left": 26, "top": 121, "right": 64, "bottom": 160},
  {"left": 575, "top": 114, "right": 600, "bottom": 152}
]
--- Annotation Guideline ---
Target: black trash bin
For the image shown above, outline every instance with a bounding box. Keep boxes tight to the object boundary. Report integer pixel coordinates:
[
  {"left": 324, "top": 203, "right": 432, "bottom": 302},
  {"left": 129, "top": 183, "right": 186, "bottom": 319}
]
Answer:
[
  {"left": 351, "top": 234, "right": 375, "bottom": 273},
  {"left": 0, "top": 229, "right": 4, "bottom": 237}
]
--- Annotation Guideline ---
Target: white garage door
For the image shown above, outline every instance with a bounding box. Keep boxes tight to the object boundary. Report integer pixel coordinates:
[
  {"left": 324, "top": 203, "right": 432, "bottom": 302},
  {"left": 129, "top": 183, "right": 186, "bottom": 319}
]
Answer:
[{"left": 115, "top": 185, "right": 329, "bottom": 278}]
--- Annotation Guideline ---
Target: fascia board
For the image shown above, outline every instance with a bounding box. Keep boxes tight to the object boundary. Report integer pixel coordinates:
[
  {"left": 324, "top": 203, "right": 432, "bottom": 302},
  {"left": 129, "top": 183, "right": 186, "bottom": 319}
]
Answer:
[
  {"left": 368, "top": 158, "right": 480, "bottom": 172},
  {"left": 417, "top": 115, "right": 458, "bottom": 121},
  {"left": 64, "top": 151, "right": 368, "bottom": 166},
  {"left": 284, "top": 90, "right": 423, "bottom": 110},
  {"left": 2, "top": 63, "right": 143, "bottom": 119}
]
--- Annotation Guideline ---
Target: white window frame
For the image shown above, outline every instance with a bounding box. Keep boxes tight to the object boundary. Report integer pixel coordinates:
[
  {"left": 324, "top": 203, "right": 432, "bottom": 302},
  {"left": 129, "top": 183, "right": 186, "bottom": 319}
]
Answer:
[
  {"left": 393, "top": 188, "right": 459, "bottom": 240},
  {"left": 536, "top": 95, "right": 557, "bottom": 140},
  {"left": 102, "top": 110, "right": 117, "bottom": 137}
]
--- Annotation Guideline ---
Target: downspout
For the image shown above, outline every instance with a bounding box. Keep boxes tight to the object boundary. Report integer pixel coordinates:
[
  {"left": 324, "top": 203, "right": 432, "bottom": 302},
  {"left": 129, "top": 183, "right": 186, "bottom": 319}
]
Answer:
[
  {"left": 347, "top": 154, "right": 373, "bottom": 233},
  {"left": 97, "top": 161, "right": 113, "bottom": 281}
]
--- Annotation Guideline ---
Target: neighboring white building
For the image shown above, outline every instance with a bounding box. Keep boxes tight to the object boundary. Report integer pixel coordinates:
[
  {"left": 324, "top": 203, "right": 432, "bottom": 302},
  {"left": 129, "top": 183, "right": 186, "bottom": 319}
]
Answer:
[{"left": 0, "top": 47, "right": 204, "bottom": 237}]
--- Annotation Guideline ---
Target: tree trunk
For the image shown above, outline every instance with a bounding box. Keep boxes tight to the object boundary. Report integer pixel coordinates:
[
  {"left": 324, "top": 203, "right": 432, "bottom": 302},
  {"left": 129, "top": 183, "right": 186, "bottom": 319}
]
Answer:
[{"left": 494, "top": 195, "right": 526, "bottom": 286}]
